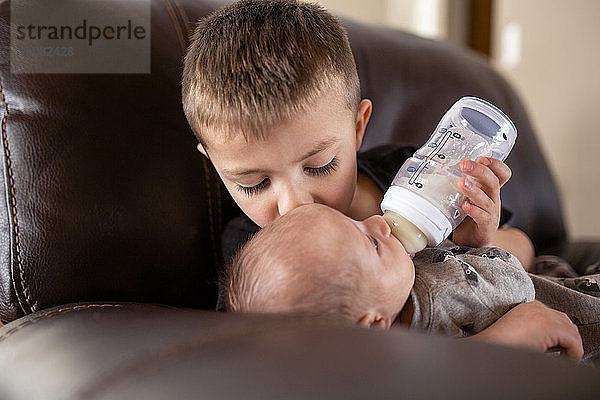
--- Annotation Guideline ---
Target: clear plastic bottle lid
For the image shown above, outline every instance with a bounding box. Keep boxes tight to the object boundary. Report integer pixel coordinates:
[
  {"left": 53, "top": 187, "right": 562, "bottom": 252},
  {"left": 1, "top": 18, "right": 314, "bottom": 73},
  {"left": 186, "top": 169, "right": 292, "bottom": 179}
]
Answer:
[
  {"left": 451, "top": 97, "right": 517, "bottom": 161},
  {"left": 380, "top": 185, "right": 452, "bottom": 246}
]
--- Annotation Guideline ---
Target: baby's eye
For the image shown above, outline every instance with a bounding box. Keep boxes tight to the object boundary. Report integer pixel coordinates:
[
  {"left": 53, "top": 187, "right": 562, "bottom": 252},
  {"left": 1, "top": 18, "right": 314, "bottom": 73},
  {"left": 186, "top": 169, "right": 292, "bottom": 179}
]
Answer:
[
  {"left": 236, "top": 178, "right": 269, "bottom": 197},
  {"left": 368, "top": 235, "right": 378, "bottom": 250},
  {"left": 305, "top": 157, "right": 338, "bottom": 177}
]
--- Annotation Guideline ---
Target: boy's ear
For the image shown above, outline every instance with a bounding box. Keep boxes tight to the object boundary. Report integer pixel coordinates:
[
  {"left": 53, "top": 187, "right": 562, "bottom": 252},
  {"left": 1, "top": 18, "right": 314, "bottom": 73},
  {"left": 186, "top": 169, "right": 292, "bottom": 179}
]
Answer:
[
  {"left": 196, "top": 142, "right": 209, "bottom": 158},
  {"left": 357, "top": 311, "right": 388, "bottom": 329},
  {"left": 354, "top": 99, "right": 373, "bottom": 152}
]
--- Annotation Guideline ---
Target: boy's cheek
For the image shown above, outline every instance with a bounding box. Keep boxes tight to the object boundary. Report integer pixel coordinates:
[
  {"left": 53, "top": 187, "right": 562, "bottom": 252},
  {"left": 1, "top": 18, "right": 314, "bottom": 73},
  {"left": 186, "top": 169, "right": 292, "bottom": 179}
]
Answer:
[
  {"left": 234, "top": 198, "right": 272, "bottom": 228},
  {"left": 222, "top": 186, "right": 266, "bottom": 224}
]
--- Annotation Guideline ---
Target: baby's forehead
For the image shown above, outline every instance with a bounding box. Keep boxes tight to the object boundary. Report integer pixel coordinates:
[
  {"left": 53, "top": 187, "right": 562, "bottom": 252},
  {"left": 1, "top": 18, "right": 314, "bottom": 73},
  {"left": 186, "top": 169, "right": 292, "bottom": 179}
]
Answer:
[
  {"left": 290, "top": 203, "right": 347, "bottom": 223},
  {"left": 280, "top": 205, "right": 353, "bottom": 257}
]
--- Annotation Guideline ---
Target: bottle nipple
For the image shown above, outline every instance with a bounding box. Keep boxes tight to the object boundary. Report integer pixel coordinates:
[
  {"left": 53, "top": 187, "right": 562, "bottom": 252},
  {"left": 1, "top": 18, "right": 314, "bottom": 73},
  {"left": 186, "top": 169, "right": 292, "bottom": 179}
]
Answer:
[{"left": 382, "top": 210, "right": 428, "bottom": 254}]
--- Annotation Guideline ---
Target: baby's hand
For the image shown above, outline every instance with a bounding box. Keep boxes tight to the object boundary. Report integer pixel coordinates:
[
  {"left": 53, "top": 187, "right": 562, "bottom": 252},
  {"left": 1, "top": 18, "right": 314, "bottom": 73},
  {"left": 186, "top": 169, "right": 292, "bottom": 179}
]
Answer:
[{"left": 451, "top": 157, "right": 512, "bottom": 248}]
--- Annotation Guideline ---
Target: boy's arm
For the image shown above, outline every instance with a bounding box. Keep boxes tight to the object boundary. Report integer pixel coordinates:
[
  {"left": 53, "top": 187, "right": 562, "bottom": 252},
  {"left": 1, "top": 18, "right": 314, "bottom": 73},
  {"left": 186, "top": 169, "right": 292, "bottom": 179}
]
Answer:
[
  {"left": 453, "top": 157, "right": 536, "bottom": 271},
  {"left": 452, "top": 156, "right": 535, "bottom": 271},
  {"left": 488, "top": 226, "right": 535, "bottom": 272},
  {"left": 468, "top": 301, "right": 584, "bottom": 361}
]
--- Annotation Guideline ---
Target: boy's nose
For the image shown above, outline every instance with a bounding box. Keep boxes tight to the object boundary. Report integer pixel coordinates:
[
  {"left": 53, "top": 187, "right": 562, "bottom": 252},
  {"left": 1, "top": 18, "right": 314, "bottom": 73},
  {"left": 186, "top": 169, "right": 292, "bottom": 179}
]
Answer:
[
  {"left": 363, "top": 215, "right": 391, "bottom": 237},
  {"left": 277, "top": 189, "right": 313, "bottom": 217}
]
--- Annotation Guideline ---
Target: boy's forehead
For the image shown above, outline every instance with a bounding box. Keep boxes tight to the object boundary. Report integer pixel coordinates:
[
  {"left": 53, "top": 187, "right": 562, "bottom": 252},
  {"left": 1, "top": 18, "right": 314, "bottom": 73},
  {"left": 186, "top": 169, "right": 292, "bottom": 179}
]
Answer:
[
  {"left": 205, "top": 129, "right": 345, "bottom": 178},
  {"left": 200, "top": 83, "right": 354, "bottom": 155}
]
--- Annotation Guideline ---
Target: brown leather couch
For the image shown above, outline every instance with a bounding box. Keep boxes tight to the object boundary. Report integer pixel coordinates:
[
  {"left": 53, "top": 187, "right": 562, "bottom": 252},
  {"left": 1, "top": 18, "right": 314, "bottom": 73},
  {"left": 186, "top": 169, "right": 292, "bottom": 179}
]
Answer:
[{"left": 1, "top": 1, "right": 599, "bottom": 398}]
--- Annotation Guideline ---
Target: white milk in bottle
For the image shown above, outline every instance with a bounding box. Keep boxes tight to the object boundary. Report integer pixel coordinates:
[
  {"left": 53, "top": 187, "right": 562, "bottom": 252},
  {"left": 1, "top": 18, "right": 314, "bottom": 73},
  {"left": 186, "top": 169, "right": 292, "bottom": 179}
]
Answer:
[{"left": 380, "top": 97, "right": 517, "bottom": 253}]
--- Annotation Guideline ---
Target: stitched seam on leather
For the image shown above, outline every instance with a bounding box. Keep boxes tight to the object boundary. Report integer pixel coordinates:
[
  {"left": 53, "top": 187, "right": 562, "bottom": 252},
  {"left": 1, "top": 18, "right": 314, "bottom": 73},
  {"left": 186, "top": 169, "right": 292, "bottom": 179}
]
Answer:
[
  {"left": 163, "top": 0, "right": 218, "bottom": 264},
  {"left": 0, "top": 79, "right": 34, "bottom": 315},
  {"left": 203, "top": 158, "right": 218, "bottom": 264},
  {"left": 0, "top": 303, "right": 123, "bottom": 342},
  {"left": 164, "top": 0, "right": 186, "bottom": 51},
  {"left": 216, "top": 173, "right": 222, "bottom": 241},
  {"left": 172, "top": 0, "right": 191, "bottom": 37}
]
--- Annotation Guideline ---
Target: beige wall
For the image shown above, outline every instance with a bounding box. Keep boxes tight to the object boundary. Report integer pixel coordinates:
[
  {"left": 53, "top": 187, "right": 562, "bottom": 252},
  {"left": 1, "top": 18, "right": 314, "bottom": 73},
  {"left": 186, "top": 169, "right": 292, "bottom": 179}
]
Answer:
[
  {"left": 318, "top": 0, "right": 600, "bottom": 240},
  {"left": 491, "top": 0, "right": 600, "bottom": 240},
  {"left": 316, "top": 0, "right": 451, "bottom": 39}
]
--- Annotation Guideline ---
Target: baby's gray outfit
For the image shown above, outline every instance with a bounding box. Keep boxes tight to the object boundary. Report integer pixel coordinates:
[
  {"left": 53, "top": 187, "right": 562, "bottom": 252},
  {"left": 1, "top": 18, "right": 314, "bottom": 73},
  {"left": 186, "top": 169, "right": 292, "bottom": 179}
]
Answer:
[
  {"left": 408, "top": 241, "right": 600, "bottom": 366},
  {"left": 409, "top": 241, "right": 534, "bottom": 337}
]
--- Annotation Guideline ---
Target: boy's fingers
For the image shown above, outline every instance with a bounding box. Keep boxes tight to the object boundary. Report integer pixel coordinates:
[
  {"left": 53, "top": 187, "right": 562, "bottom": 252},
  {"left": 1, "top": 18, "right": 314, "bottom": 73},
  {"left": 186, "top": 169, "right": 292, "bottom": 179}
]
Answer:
[
  {"left": 459, "top": 177, "right": 496, "bottom": 213},
  {"left": 460, "top": 160, "right": 501, "bottom": 201},
  {"left": 551, "top": 309, "right": 584, "bottom": 361},
  {"left": 561, "top": 329, "right": 585, "bottom": 361},
  {"left": 462, "top": 200, "right": 494, "bottom": 229},
  {"left": 478, "top": 157, "right": 512, "bottom": 187}
]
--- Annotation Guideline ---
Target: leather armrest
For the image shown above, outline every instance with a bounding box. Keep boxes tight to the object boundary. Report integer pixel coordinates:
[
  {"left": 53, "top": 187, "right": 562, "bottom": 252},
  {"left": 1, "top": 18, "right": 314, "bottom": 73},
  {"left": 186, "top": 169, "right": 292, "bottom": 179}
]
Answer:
[{"left": 0, "top": 303, "right": 597, "bottom": 399}]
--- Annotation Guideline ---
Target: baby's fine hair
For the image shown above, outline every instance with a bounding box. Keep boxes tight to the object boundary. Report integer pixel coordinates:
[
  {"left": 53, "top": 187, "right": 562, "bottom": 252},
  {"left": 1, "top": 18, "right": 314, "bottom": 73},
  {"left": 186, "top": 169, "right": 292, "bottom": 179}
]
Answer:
[
  {"left": 223, "top": 207, "right": 368, "bottom": 322},
  {"left": 182, "top": 0, "right": 360, "bottom": 148}
]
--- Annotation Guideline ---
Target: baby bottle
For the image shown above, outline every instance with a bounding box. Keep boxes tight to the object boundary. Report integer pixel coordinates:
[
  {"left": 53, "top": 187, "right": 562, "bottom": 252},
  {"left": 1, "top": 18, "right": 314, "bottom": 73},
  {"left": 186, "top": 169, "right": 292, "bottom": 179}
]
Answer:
[{"left": 380, "top": 97, "right": 517, "bottom": 253}]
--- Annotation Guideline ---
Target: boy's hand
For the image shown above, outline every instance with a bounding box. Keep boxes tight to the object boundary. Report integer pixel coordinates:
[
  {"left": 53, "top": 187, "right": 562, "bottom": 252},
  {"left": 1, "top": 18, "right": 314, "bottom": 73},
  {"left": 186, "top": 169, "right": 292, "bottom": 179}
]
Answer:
[
  {"left": 452, "top": 157, "right": 512, "bottom": 247},
  {"left": 470, "top": 301, "right": 584, "bottom": 361}
]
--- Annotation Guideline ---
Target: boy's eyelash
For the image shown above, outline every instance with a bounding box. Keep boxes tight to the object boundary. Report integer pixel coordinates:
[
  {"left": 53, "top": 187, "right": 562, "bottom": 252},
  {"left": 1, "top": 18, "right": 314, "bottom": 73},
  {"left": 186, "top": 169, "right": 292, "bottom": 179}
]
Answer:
[
  {"left": 235, "top": 157, "right": 338, "bottom": 197},
  {"left": 237, "top": 178, "right": 269, "bottom": 197},
  {"left": 305, "top": 157, "right": 338, "bottom": 176}
]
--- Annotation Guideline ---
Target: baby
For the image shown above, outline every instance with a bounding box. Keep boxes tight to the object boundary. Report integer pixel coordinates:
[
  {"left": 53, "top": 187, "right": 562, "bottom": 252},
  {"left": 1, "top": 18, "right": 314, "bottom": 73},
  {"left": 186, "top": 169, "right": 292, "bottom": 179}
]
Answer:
[{"left": 224, "top": 203, "right": 535, "bottom": 336}]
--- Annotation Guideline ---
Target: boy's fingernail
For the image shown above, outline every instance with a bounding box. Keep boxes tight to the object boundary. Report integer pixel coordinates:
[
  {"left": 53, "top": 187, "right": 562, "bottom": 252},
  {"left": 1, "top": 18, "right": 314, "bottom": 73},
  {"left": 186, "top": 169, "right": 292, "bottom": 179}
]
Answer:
[
  {"left": 462, "top": 160, "right": 473, "bottom": 171},
  {"left": 480, "top": 157, "right": 491, "bottom": 166}
]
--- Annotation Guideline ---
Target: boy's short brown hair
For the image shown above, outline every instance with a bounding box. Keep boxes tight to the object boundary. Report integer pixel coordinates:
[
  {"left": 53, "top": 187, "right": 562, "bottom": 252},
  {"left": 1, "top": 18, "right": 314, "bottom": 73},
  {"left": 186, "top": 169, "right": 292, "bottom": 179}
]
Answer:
[{"left": 182, "top": 0, "right": 361, "bottom": 148}]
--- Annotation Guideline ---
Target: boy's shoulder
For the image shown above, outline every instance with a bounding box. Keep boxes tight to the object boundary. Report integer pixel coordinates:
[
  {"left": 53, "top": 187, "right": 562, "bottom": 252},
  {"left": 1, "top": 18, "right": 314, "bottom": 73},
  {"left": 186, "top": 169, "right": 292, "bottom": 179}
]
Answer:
[
  {"left": 221, "top": 213, "right": 260, "bottom": 264},
  {"left": 357, "top": 143, "right": 417, "bottom": 191}
]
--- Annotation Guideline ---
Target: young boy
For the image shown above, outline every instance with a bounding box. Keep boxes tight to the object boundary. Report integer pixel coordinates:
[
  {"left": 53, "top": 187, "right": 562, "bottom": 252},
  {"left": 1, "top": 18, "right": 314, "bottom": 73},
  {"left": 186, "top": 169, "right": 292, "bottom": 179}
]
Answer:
[
  {"left": 182, "top": 0, "right": 576, "bottom": 357},
  {"left": 225, "top": 203, "right": 597, "bottom": 365}
]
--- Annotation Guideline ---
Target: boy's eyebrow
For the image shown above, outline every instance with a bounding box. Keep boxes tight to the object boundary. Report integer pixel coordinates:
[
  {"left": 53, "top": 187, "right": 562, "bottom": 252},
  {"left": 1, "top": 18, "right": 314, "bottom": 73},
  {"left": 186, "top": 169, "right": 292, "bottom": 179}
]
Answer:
[
  {"left": 222, "top": 138, "right": 340, "bottom": 178},
  {"left": 294, "top": 138, "right": 340, "bottom": 163},
  {"left": 221, "top": 167, "right": 269, "bottom": 177}
]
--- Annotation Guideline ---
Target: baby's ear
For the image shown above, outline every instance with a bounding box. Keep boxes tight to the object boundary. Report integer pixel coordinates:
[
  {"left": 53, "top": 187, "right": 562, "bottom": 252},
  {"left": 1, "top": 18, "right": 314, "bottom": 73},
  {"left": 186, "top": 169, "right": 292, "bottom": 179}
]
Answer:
[{"left": 357, "top": 312, "right": 387, "bottom": 329}]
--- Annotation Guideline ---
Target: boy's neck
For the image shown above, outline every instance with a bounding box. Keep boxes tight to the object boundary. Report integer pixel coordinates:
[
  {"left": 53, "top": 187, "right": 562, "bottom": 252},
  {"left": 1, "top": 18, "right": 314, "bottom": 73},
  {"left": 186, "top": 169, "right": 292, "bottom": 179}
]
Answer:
[{"left": 347, "top": 172, "right": 383, "bottom": 220}]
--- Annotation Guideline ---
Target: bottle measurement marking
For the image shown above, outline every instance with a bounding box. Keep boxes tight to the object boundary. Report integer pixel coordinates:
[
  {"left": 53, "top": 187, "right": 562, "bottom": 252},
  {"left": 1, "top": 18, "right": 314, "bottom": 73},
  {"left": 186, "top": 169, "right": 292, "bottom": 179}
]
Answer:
[{"left": 408, "top": 127, "right": 461, "bottom": 188}]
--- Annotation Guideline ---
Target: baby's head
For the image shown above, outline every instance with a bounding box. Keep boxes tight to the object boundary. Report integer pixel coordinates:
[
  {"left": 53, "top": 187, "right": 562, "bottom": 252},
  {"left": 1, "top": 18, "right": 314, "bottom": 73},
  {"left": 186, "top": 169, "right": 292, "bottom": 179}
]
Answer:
[
  {"left": 182, "top": 0, "right": 372, "bottom": 228},
  {"left": 224, "top": 204, "right": 415, "bottom": 329}
]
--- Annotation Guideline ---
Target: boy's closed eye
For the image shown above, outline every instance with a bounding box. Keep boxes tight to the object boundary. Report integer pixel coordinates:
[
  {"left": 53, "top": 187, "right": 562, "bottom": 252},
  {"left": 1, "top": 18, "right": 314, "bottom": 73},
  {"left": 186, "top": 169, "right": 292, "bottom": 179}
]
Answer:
[
  {"left": 235, "top": 156, "right": 339, "bottom": 197},
  {"left": 237, "top": 178, "right": 269, "bottom": 197},
  {"left": 304, "top": 156, "right": 338, "bottom": 176}
]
